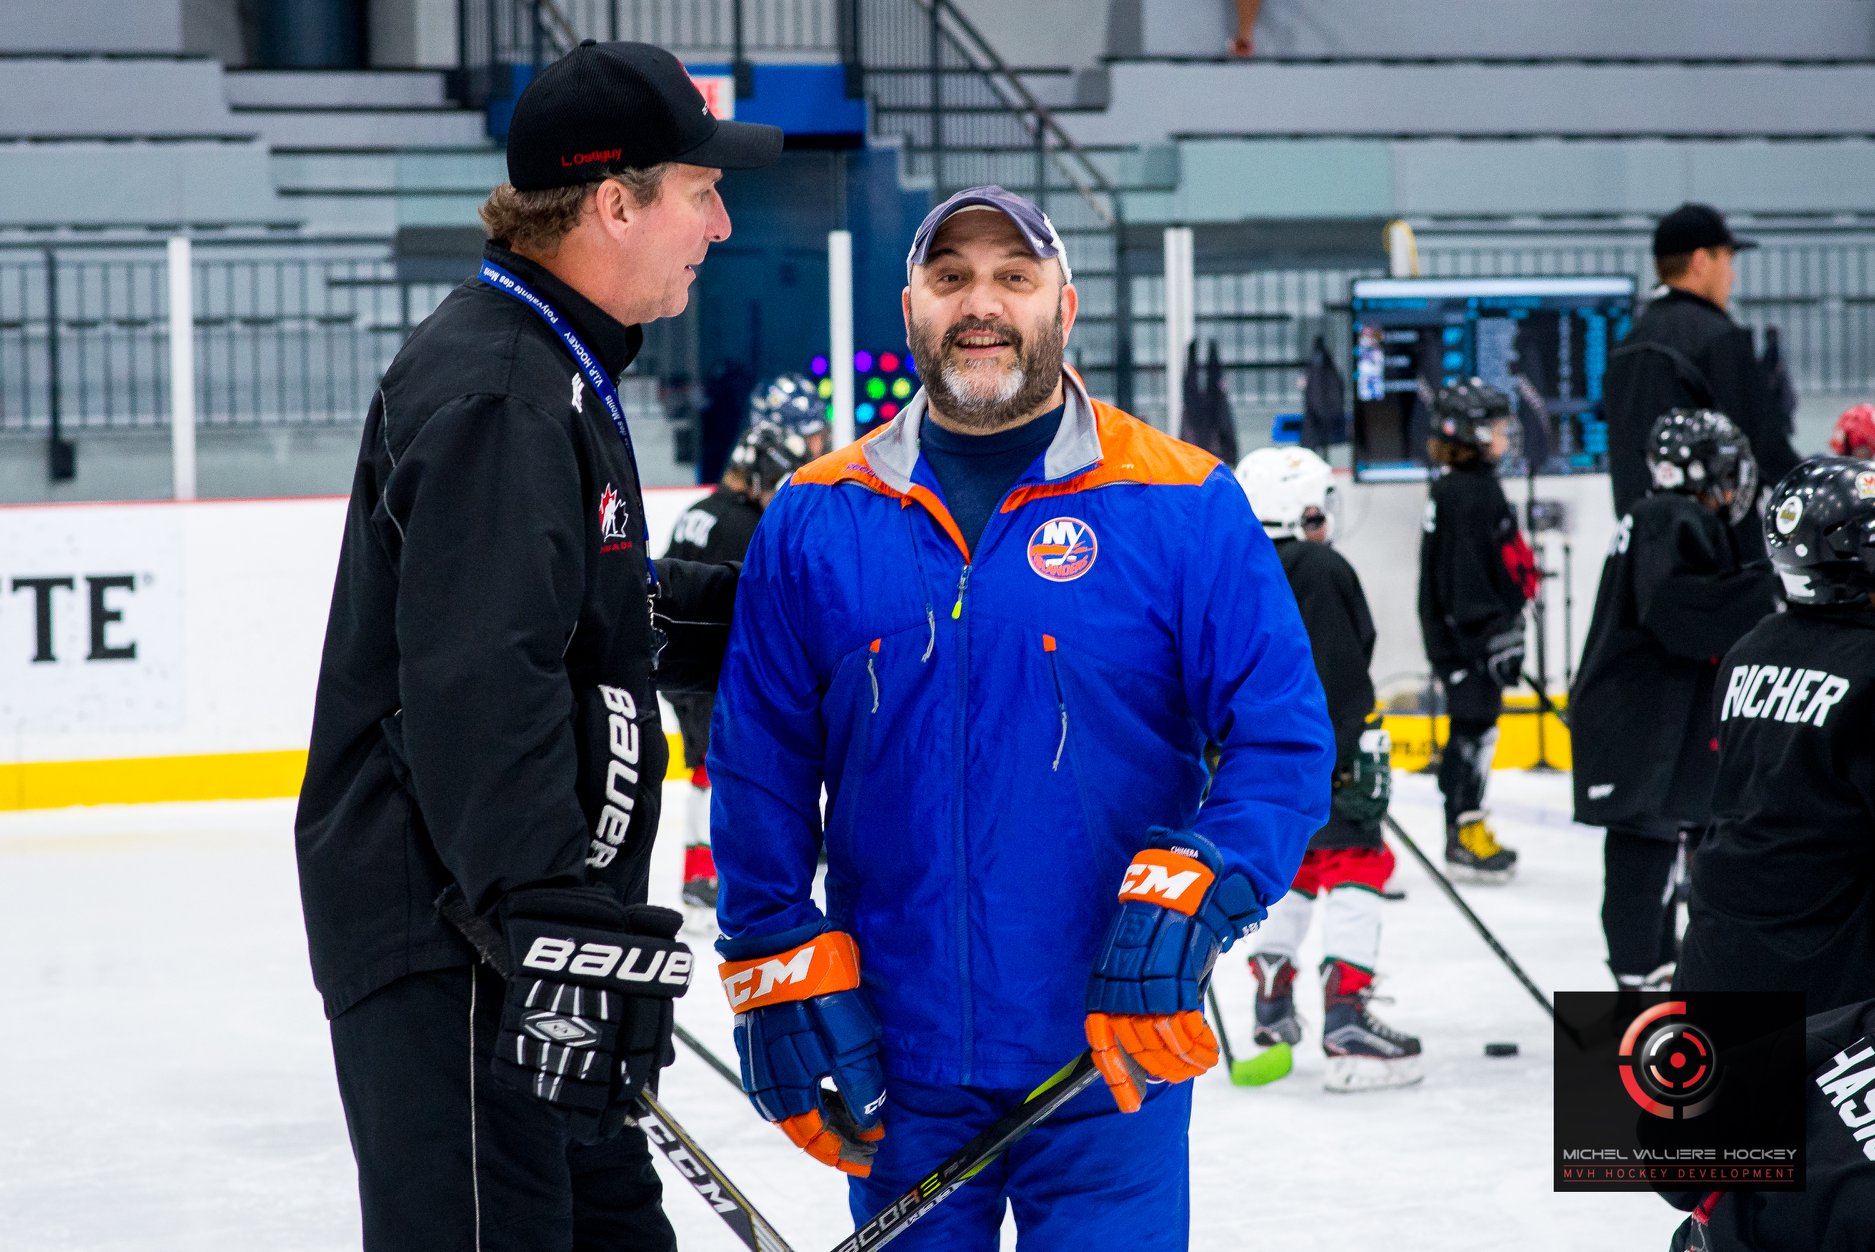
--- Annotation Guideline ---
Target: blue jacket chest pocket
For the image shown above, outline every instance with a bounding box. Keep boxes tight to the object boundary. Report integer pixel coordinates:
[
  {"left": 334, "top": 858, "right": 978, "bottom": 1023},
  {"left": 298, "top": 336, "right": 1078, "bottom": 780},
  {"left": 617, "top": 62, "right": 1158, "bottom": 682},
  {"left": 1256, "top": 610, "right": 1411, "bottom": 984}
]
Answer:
[{"left": 823, "top": 623, "right": 938, "bottom": 786}]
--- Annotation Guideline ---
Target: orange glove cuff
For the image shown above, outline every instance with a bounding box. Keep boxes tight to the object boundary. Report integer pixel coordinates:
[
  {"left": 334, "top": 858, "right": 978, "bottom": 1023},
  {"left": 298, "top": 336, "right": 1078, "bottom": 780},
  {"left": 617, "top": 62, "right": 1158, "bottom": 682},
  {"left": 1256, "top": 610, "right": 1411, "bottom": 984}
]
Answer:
[
  {"left": 719, "top": 930, "right": 862, "bottom": 1013},
  {"left": 1116, "top": 848, "right": 1216, "bottom": 917}
]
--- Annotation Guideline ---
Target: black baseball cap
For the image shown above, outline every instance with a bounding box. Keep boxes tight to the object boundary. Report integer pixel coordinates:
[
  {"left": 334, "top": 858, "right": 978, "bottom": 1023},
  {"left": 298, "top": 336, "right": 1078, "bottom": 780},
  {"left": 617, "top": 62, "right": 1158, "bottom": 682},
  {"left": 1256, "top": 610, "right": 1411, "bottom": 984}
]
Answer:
[
  {"left": 1653, "top": 203, "right": 1757, "bottom": 258},
  {"left": 905, "top": 185, "right": 1073, "bottom": 283},
  {"left": 506, "top": 40, "right": 782, "bottom": 191}
]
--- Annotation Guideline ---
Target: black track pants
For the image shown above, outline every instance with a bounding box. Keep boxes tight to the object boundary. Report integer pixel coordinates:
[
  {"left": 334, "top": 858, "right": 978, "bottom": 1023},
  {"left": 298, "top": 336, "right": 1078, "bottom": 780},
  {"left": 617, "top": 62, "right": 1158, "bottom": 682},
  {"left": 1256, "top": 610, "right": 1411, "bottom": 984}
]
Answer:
[
  {"left": 1602, "top": 824, "right": 1685, "bottom": 980},
  {"left": 329, "top": 964, "right": 677, "bottom": 1252}
]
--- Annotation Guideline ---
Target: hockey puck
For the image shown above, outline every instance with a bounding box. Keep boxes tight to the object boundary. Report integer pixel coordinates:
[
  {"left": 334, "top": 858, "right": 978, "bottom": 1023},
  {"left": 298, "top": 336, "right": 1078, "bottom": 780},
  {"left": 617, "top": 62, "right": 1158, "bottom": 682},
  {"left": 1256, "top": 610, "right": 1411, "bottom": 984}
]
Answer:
[{"left": 1484, "top": 1041, "right": 1519, "bottom": 1057}]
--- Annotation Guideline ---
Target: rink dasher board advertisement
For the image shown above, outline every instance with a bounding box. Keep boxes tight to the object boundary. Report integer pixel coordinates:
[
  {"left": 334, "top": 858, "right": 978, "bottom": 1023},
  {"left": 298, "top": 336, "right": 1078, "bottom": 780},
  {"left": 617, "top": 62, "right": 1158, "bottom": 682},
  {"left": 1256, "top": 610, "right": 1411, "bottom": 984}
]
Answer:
[
  {"left": 0, "top": 503, "right": 187, "bottom": 736},
  {"left": 0, "top": 489, "right": 708, "bottom": 811}
]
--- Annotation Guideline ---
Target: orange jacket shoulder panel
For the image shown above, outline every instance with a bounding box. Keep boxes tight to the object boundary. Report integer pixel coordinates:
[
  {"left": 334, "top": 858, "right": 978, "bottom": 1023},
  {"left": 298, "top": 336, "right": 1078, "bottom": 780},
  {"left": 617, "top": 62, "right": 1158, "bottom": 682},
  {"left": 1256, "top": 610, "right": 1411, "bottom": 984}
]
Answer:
[
  {"left": 788, "top": 428, "right": 898, "bottom": 494},
  {"left": 1001, "top": 402, "right": 1220, "bottom": 513}
]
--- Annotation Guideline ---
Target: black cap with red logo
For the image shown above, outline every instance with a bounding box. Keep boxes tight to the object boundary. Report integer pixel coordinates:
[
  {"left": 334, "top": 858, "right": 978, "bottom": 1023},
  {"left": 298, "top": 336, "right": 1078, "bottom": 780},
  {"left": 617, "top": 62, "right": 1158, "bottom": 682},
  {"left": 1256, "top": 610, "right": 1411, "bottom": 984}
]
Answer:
[{"left": 506, "top": 40, "right": 783, "bottom": 191}]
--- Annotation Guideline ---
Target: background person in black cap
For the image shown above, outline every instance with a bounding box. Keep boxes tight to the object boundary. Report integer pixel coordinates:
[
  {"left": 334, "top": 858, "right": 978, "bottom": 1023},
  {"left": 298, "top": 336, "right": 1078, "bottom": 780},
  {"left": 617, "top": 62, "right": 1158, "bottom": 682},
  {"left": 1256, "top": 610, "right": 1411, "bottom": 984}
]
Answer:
[
  {"left": 293, "top": 40, "right": 779, "bottom": 1252},
  {"left": 1603, "top": 203, "right": 1803, "bottom": 546}
]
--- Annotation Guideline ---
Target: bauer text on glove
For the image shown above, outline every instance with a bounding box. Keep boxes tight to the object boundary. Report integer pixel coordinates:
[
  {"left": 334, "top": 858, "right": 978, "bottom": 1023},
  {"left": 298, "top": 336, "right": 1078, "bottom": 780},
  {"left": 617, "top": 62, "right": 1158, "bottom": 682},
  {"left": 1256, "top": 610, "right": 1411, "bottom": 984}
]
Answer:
[{"left": 492, "top": 887, "right": 691, "bottom": 1143}]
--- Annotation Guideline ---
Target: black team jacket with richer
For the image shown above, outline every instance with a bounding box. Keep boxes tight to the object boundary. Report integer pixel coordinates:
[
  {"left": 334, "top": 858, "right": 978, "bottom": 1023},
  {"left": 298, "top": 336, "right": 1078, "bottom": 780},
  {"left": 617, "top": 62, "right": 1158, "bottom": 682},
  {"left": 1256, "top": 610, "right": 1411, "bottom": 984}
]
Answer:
[
  {"left": 1676, "top": 604, "right": 1875, "bottom": 1017},
  {"left": 1570, "top": 492, "right": 1777, "bottom": 831},
  {"left": 1666, "top": 997, "right": 1875, "bottom": 1251},
  {"left": 1276, "top": 537, "right": 1380, "bottom": 851},
  {"left": 1417, "top": 462, "right": 1532, "bottom": 679},
  {"left": 295, "top": 244, "right": 732, "bottom": 1019}
]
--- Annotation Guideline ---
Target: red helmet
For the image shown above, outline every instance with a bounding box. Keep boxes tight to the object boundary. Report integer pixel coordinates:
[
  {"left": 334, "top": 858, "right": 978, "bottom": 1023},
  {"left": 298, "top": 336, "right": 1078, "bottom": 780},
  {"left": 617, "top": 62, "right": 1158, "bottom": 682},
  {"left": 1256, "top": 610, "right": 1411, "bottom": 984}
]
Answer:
[{"left": 1829, "top": 403, "right": 1875, "bottom": 458}]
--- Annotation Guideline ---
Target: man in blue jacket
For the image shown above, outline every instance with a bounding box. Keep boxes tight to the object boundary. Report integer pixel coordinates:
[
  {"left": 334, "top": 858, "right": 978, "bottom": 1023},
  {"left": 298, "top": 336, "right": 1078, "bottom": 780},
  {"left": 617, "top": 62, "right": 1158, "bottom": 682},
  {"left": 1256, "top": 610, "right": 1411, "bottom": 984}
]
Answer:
[{"left": 708, "top": 186, "right": 1334, "bottom": 1249}]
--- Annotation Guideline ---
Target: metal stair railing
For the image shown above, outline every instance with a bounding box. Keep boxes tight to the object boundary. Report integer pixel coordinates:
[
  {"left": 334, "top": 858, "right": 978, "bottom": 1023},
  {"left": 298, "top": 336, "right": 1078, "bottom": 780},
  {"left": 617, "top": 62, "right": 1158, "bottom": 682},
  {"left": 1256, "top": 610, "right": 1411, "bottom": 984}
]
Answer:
[
  {"left": 446, "top": 0, "right": 1135, "bottom": 406},
  {"left": 455, "top": 0, "right": 846, "bottom": 108}
]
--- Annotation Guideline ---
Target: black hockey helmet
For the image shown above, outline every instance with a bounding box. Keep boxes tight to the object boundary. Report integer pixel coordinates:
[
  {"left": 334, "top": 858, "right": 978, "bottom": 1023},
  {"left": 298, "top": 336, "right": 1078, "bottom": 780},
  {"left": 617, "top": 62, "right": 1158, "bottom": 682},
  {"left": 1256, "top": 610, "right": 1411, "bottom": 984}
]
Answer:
[
  {"left": 748, "top": 373, "right": 830, "bottom": 442},
  {"left": 1764, "top": 456, "right": 1875, "bottom": 606},
  {"left": 1430, "top": 378, "right": 1512, "bottom": 451},
  {"left": 729, "top": 418, "right": 816, "bottom": 497},
  {"left": 1646, "top": 408, "right": 1757, "bottom": 526}
]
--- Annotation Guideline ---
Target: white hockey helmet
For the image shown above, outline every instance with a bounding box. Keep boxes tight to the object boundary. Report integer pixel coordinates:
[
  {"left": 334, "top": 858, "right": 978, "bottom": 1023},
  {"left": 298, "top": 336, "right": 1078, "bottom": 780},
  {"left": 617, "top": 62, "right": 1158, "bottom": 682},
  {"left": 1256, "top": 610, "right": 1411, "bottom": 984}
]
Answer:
[{"left": 1235, "top": 446, "right": 1337, "bottom": 541}]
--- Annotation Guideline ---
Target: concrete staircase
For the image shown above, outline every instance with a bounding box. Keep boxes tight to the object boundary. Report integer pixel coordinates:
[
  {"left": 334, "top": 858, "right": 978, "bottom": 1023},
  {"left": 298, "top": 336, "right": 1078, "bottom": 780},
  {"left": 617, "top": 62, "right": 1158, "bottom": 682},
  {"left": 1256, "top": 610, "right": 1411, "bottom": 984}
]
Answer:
[
  {"left": 225, "top": 68, "right": 502, "bottom": 237},
  {"left": 0, "top": 56, "right": 501, "bottom": 239}
]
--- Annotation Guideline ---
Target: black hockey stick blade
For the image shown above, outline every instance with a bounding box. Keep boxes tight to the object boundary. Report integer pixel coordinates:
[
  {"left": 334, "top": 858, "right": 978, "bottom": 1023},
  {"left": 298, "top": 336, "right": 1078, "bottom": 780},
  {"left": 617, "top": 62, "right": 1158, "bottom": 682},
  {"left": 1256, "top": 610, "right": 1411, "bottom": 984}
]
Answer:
[
  {"left": 676, "top": 1020, "right": 745, "bottom": 1090},
  {"left": 637, "top": 1088, "right": 798, "bottom": 1252},
  {"left": 1382, "top": 813, "right": 1554, "bottom": 1021},
  {"left": 1205, "top": 984, "right": 1238, "bottom": 1068},
  {"left": 828, "top": 1051, "right": 1101, "bottom": 1252}
]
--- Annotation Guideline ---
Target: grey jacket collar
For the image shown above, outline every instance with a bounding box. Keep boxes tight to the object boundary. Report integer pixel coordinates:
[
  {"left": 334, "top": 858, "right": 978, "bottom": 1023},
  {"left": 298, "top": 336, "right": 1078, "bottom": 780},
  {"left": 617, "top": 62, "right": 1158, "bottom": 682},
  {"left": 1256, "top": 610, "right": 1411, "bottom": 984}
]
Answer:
[{"left": 862, "top": 368, "right": 1105, "bottom": 495}]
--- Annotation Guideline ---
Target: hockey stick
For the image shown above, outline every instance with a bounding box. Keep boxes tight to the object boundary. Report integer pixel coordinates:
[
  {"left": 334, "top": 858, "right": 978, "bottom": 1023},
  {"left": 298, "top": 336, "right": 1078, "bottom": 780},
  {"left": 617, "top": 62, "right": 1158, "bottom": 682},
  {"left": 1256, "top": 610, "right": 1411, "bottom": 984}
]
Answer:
[
  {"left": 828, "top": 1052, "right": 1101, "bottom": 1252},
  {"left": 1206, "top": 984, "right": 1238, "bottom": 1069},
  {"left": 1382, "top": 813, "right": 1554, "bottom": 1021},
  {"left": 1518, "top": 671, "right": 1571, "bottom": 730},
  {"left": 675, "top": 1020, "right": 744, "bottom": 1090},
  {"left": 637, "top": 1088, "right": 798, "bottom": 1252},
  {"left": 433, "top": 896, "right": 793, "bottom": 1251}
]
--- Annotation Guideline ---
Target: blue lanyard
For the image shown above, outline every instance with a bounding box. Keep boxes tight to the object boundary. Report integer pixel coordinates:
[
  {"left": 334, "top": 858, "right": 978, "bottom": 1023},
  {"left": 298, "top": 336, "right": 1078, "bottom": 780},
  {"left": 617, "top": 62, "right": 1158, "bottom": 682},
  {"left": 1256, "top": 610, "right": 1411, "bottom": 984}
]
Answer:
[{"left": 477, "top": 259, "right": 657, "bottom": 590}]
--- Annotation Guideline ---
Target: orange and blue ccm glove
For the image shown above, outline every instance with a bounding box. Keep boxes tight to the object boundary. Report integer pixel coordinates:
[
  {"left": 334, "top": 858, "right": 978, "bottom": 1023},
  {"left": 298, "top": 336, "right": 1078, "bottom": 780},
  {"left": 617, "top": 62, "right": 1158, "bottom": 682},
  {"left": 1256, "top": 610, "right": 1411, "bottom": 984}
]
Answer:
[
  {"left": 718, "top": 924, "right": 887, "bottom": 1176},
  {"left": 1086, "top": 830, "right": 1265, "bottom": 1112}
]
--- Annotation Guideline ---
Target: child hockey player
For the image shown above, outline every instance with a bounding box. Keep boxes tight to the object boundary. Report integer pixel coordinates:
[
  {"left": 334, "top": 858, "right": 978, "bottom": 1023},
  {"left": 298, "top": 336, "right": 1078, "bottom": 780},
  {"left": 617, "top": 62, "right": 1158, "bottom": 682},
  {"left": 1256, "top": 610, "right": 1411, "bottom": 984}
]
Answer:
[
  {"left": 663, "top": 375, "right": 825, "bottom": 909},
  {"left": 1417, "top": 379, "right": 1539, "bottom": 880},
  {"left": 1570, "top": 409, "right": 1776, "bottom": 990},
  {"left": 1677, "top": 456, "right": 1875, "bottom": 1016},
  {"left": 1662, "top": 995, "right": 1875, "bottom": 1250},
  {"left": 1237, "top": 447, "right": 1422, "bottom": 1091}
]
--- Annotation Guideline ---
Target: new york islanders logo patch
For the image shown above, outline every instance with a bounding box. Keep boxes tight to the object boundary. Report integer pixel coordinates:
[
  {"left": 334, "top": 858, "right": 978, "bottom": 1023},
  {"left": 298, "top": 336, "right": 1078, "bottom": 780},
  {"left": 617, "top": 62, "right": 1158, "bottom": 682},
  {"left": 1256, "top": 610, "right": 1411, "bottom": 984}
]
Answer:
[{"left": 1027, "top": 517, "right": 1098, "bottom": 582}]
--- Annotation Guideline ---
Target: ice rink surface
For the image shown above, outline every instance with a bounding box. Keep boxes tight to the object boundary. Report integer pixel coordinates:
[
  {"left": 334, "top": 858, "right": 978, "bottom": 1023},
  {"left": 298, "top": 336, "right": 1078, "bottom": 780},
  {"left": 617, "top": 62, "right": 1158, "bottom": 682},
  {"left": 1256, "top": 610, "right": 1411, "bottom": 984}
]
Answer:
[{"left": 0, "top": 770, "right": 1679, "bottom": 1250}]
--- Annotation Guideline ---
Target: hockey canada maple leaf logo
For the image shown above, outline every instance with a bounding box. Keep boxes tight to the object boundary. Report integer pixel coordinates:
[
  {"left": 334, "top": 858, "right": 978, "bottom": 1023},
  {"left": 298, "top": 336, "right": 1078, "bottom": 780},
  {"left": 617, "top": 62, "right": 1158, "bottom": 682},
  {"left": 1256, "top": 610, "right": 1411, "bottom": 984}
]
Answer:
[{"left": 598, "top": 484, "right": 634, "bottom": 548}]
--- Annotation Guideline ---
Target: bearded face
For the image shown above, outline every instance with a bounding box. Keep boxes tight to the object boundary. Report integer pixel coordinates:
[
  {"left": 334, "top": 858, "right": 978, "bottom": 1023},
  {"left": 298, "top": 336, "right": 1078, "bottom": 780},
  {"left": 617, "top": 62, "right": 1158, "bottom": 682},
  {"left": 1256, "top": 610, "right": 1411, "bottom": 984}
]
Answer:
[
  {"left": 907, "top": 305, "right": 1065, "bottom": 433},
  {"left": 902, "top": 208, "right": 1077, "bottom": 434}
]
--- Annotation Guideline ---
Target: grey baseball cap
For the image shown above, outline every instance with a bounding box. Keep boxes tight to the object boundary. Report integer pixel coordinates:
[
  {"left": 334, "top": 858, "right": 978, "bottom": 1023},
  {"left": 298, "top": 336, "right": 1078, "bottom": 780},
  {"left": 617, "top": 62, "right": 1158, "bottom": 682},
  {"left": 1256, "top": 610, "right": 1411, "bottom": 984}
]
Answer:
[{"left": 905, "top": 185, "right": 1072, "bottom": 284}]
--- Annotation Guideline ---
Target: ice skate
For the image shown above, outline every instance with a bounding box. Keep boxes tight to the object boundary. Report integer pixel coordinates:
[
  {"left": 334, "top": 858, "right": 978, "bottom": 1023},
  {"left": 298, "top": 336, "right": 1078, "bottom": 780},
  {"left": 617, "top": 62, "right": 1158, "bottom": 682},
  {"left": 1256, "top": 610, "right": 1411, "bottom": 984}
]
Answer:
[
  {"left": 1321, "top": 961, "right": 1423, "bottom": 1093},
  {"left": 1445, "top": 811, "right": 1518, "bottom": 883},
  {"left": 681, "top": 874, "right": 718, "bottom": 912},
  {"left": 1250, "top": 952, "right": 1303, "bottom": 1047},
  {"left": 1614, "top": 961, "right": 1675, "bottom": 993},
  {"left": 681, "top": 842, "right": 718, "bottom": 917}
]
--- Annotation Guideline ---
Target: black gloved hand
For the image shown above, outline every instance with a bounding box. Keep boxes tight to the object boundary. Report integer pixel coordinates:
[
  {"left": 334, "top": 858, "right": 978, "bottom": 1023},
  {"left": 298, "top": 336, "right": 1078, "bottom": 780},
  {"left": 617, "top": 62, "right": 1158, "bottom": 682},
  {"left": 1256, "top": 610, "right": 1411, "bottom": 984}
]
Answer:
[
  {"left": 1482, "top": 628, "right": 1526, "bottom": 688},
  {"left": 1332, "top": 713, "right": 1391, "bottom": 827},
  {"left": 493, "top": 887, "right": 691, "bottom": 1143}
]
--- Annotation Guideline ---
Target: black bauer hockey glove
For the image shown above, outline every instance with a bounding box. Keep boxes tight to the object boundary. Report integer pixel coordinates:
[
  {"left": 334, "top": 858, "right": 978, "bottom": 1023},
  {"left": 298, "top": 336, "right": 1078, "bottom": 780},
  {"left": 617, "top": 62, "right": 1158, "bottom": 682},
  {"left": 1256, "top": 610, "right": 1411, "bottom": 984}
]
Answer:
[{"left": 493, "top": 887, "right": 692, "bottom": 1143}]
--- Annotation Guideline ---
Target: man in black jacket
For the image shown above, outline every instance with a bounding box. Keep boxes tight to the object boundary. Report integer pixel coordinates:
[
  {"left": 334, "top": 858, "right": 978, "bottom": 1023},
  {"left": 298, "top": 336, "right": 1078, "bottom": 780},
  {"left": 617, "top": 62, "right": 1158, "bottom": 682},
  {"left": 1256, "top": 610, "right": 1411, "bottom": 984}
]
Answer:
[
  {"left": 294, "top": 42, "right": 779, "bottom": 1251},
  {"left": 1604, "top": 204, "right": 1802, "bottom": 543},
  {"left": 1570, "top": 410, "right": 1777, "bottom": 991}
]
